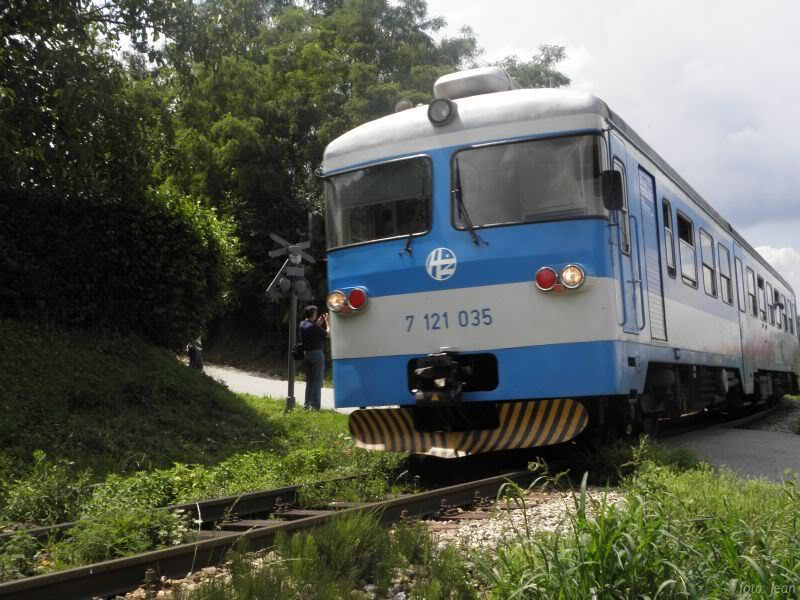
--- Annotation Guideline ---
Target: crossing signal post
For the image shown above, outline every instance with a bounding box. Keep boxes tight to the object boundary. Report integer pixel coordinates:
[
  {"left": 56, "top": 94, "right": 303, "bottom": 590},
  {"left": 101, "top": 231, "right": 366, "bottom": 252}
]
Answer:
[{"left": 266, "top": 233, "right": 316, "bottom": 411}]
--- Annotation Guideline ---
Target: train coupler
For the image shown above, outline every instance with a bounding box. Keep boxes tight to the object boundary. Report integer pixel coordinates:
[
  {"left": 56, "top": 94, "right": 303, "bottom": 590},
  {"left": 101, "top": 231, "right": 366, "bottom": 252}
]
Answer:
[{"left": 410, "top": 352, "right": 472, "bottom": 405}]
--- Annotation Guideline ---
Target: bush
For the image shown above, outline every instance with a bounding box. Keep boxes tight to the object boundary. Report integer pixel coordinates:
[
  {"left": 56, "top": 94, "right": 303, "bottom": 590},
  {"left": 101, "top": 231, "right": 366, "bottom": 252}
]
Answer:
[
  {"left": 0, "top": 188, "right": 241, "bottom": 349},
  {"left": 411, "top": 545, "right": 478, "bottom": 600},
  {"left": 276, "top": 511, "right": 399, "bottom": 596},
  {"left": 0, "top": 532, "right": 39, "bottom": 582},
  {"left": 1, "top": 451, "right": 91, "bottom": 525},
  {"left": 568, "top": 437, "right": 701, "bottom": 485},
  {"left": 54, "top": 507, "right": 191, "bottom": 567}
]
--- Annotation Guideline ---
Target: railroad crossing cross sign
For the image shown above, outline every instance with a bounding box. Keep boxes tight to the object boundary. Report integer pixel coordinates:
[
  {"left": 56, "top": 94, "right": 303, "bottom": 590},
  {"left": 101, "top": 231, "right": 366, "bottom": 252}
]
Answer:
[
  {"left": 266, "top": 233, "right": 315, "bottom": 301},
  {"left": 266, "top": 232, "right": 318, "bottom": 412},
  {"left": 268, "top": 233, "right": 316, "bottom": 264}
]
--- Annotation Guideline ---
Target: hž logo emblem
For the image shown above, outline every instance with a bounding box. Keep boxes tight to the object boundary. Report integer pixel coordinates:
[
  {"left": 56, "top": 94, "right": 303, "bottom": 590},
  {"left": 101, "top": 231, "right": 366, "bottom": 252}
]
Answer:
[{"left": 426, "top": 247, "right": 457, "bottom": 281}]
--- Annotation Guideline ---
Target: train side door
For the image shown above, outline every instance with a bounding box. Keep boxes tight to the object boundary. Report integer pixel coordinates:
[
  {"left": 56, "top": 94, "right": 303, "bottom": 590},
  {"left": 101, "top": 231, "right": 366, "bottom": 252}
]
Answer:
[
  {"left": 733, "top": 244, "right": 755, "bottom": 394},
  {"left": 609, "top": 133, "right": 642, "bottom": 335},
  {"left": 637, "top": 167, "right": 667, "bottom": 341}
]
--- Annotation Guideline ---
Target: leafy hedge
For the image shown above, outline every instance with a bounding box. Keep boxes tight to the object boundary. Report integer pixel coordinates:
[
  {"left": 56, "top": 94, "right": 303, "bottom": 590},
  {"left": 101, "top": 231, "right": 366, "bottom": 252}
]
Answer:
[{"left": 0, "top": 189, "right": 240, "bottom": 349}]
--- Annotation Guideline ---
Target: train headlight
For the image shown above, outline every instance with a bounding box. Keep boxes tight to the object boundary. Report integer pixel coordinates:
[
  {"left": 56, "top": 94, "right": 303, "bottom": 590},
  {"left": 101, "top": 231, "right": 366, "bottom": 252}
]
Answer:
[
  {"left": 427, "top": 98, "right": 457, "bottom": 126},
  {"left": 561, "top": 265, "right": 585, "bottom": 289},
  {"left": 327, "top": 290, "right": 347, "bottom": 312}
]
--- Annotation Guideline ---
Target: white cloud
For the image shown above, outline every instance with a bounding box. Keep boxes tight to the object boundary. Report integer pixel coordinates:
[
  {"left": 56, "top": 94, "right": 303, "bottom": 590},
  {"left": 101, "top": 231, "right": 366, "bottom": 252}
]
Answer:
[{"left": 756, "top": 247, "right": 800, "bottom": 298}]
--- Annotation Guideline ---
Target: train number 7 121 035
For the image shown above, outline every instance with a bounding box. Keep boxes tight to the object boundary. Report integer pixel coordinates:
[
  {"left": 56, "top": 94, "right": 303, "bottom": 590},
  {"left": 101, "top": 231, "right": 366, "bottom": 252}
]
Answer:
[{"left": 404, "top": 308, "right": 493, "bottom": 333}]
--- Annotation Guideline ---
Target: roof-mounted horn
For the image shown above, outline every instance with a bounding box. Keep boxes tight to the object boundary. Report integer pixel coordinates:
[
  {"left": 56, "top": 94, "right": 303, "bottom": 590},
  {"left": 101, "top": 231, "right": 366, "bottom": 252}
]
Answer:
[{"left": 433, "top": 67, "right": 519, "bottom": 100}]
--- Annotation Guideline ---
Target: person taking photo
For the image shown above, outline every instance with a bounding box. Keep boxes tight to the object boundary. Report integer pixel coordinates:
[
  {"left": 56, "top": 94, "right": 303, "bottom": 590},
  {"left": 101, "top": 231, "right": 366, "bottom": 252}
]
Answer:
[{"left": 299, "top": 305, "right": 329, "bottom": 410}]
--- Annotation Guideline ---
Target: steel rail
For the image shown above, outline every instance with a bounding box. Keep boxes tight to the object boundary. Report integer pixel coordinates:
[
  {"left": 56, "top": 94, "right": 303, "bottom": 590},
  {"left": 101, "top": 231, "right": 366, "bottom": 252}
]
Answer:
[
  {"left": 0, "top": 475, "right": 356, "bottom": 545},
  {"left": 658, "top": 402, "right": 778, "bottom": 439},
  {"left": 0, "top": 470, "right": 535, "bottom": 600}
]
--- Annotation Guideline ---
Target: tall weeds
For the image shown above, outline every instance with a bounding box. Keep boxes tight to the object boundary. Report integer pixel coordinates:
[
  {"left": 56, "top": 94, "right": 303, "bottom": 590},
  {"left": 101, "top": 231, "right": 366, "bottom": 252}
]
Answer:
[{"left": 480, "top": 443, "right": 800, "bottom": 599}]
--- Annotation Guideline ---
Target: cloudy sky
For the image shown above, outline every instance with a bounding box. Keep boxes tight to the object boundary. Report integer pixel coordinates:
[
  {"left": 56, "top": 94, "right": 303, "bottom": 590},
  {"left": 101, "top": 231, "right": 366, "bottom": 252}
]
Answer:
[{"left": 426, "top": 0, "right": 800, "bottom": 291}]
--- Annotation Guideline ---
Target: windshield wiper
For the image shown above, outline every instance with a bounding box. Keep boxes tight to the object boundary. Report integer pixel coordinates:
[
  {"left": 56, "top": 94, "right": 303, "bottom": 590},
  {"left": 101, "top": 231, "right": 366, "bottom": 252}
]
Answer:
[
  {"left": 453, "top": 158, "right": 486, "bottom": 246},
  {"left": 401, "top": 215, "right": 416, "bottom": 255},
  {"left": 400, "top": 173, "right": 428, "bottom": 255}
]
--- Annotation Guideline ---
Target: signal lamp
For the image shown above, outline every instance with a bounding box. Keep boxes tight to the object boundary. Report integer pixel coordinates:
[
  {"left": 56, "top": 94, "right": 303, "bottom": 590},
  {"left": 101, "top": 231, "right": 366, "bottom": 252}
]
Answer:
[
  {"left": 278, "top": 277, "right": 292, "bottom": 293},
  {"left": 427, "top": 98, "right": 457, "bottom": 126},
  {"left": 561, "top": 265, "right": 585, "bottom": 289},
  {"left": 292, "top": 278, "right": 310, "bottom": 295},
  {"left": 327, "top": 290, "right": 347, "bottom": 312},
  {"left": 535, "top": 267, "right": 558, "bottom": 291},
  {"left": 347, "top": 288, "right": 368, "bottom": 310}
]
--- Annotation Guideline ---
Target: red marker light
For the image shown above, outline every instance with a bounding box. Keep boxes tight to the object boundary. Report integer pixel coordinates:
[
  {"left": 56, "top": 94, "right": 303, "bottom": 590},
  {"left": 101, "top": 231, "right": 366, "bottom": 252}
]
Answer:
[
  {"left": 535, "top": 267, "right": 558, "bottom": 291},
  {"left": 348, "top": 288, "right": 368, "bottom": 310}
]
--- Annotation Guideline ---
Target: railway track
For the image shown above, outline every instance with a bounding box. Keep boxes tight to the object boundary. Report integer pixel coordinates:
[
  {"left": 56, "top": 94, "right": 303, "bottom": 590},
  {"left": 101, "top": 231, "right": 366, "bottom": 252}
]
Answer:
[
  {"left": 657, "top": 401, "right": 778, "bottom": 439},
  {"left": 0, "top": 475, "right": 358, "bottom": 546},
  {"left": 0, "top": 470, "right": 537, "bottom": 600},
  {"left": 1, "top": 401, "right": 780, "bottom": 599}
]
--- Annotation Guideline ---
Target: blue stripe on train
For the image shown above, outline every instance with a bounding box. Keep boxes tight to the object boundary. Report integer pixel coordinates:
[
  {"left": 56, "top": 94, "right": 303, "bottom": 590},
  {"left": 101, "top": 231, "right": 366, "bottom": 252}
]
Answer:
[
  {"left": 333, "top": 340, "right": 746, "bottom": 408},
  {"left": 328, "top": 218, "right": 614, "bottom": 298},
  {"left": 333, "top": 340, "right": 626, "bottom": 408}
]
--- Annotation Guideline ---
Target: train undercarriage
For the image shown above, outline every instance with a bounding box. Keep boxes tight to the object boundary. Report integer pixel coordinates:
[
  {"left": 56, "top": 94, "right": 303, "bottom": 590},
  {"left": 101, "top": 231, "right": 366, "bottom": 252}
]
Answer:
[{"left": 348, "top": 358, "right": 799, "bottom": 458}]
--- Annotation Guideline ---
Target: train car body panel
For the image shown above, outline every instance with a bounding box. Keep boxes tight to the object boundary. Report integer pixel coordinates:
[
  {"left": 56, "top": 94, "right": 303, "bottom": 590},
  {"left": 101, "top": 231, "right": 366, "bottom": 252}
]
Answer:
[{"left": 322, "top": 70, "right": 799, "bottom": 455}]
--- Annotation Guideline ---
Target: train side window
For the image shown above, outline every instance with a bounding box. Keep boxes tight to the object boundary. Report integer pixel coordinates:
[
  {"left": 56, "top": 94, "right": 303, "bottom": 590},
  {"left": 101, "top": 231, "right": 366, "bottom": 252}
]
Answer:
[
  {"left": 614, "top": 159, "right": 630, "bottom": 255},
  {"left": 790, "top": 301, "right": 795, "bottom": 334},
  {"left": 781, "top": 294, "right": 788, "bottom": 330},
  {"left": 700, "top": 230, "right": 717, "bottom": 297},
  {"left": 766, "top": 282, "right": 775, "bottom": 325},
  {"left": 746, "top": 267, "right": 757, "bottom": 317},
  {"left": 757, "top": 276, "right": 767, "bottom": 321},
  {"left": 734, "top": 257, "right": 745, "bottom": 312},
  {"left": 718, "top": 245, "right": 733, "bottom": 305},
  {"left": 677, "top": 212, "right": 697, "bottom": 287},
  {"left": 662, "top": 199, "right": 676, "bottom": 277},
  {"left": 775, "top": 289, "right": 783, "bottom": 329}
]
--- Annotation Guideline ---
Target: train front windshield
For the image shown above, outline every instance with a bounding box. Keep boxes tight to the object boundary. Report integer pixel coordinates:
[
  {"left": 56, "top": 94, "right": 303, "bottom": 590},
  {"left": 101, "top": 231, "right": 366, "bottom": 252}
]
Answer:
[
  {"left": 325, "top": 157, "right": 432, "bottom": 249},
  {"left": 454, "top": 134, "right": 606, "bottom": 228}
]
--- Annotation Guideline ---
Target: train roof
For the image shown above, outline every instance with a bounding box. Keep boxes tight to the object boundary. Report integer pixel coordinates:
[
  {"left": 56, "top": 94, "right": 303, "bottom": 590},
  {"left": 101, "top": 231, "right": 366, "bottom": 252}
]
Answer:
[{"left": 323, "top": 88, "right": 793, "bottom": 294}]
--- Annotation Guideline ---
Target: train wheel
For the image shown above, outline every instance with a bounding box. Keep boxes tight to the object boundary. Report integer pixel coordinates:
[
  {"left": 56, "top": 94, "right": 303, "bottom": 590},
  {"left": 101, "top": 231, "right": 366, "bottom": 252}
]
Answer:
[{"left": 641, "top": 415, "right": 660, "bottom": 438}]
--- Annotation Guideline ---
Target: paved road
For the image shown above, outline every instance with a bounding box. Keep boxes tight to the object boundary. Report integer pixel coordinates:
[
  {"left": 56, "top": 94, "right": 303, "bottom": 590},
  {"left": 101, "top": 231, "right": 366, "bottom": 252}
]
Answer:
[
  {"left": 665, "top": 427, "right": 800, "bottom": 480},
  {"left": 204, "top": 364, "right": 351, "bottom": 413}
]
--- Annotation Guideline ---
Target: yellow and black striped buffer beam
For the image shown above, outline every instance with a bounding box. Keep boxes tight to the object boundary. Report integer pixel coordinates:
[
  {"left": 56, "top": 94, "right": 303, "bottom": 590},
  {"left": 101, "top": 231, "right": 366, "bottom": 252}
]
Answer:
[{"left": 348, "top": 399, "right": 588, "bottom": 458}]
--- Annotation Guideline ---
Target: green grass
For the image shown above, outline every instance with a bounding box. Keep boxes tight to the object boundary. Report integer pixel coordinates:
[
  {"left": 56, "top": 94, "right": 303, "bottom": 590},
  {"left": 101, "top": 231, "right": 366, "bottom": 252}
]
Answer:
[
  {"left": 0, "top": 320, "right": 290, "bottom": 479},
  {"left": 478, "top": 440, "right": 800, "bottom": 599},
  {"left": 564, "top": 437, "right": 701, "bottom": 486},
  {"left": 173, "top": 512, "right": 476, "bottom": 600},
  {"left": 0, "top": 320, "right": 408, "bottom": 580}
]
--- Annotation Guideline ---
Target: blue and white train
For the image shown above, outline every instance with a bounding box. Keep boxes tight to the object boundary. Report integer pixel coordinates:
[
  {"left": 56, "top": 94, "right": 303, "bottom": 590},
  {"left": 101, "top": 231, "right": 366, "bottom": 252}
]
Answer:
[{"left": 320, "top": 67, "right": 800, "bottom": 457}]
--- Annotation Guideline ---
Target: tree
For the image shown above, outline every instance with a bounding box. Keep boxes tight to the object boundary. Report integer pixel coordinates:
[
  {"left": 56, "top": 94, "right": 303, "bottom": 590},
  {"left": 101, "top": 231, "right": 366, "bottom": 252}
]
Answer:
[
  {"left": 494, "top": 44, "right": 570, "bottom": 89},
  {"left": 0, "top": 0, "right": 191, "bottom": 197},
  {"left": 0, "top": 1, "right": 242, "bottom": 348},
  {"left": 1, "top": 0, "right": 570, "bottom": 351},
  {"left": 154, "top": 0, "right": 482, "bottom": 341}
]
